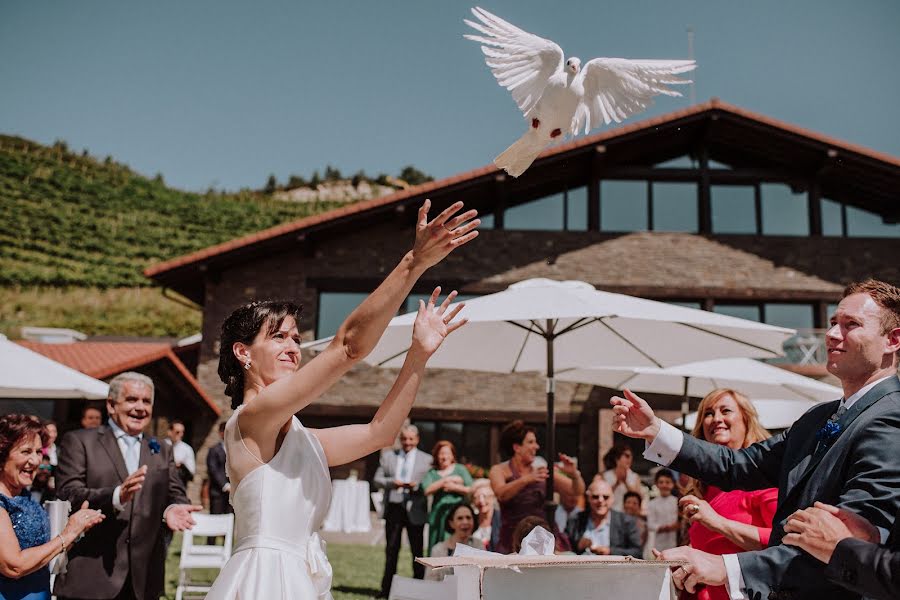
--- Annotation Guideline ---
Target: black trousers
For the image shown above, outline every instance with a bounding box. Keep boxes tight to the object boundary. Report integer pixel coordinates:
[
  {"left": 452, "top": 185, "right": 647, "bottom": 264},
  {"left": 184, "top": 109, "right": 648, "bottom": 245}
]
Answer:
[{"left": 380, "top": 502, "right": 425, "bottom": 595}]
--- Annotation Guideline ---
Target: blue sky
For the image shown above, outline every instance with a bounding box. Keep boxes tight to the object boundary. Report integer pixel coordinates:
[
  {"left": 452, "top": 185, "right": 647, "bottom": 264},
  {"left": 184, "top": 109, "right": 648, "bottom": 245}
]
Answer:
[{"left": 1, "top": 1, "right": 898, "bottom": 192}]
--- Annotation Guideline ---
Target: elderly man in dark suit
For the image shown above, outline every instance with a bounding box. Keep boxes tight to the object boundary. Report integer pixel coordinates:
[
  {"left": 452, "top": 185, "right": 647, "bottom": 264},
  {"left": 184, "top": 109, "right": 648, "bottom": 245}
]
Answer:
[
  {"left": 373, "top": 424, "right": 432, "bottom": 598},
  {"left": 55, "top": 372, "right": 202, "bottom": 600},
  {"left": 566, "top": 478, "right": 642, "bottom": 558},
  {"left": 611, "top": 279, "right": 900, "bottom": 600},
  {"left": 783, "top": 502, "right": 899, "bottom": 600}
]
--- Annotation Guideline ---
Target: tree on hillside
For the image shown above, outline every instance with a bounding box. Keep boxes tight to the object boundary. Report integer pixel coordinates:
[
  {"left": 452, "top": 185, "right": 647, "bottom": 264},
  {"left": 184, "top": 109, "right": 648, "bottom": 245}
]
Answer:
[
  {"left": 351, "top": 170, "right": 367, "bottom": 187},
  {"left": 287, "top": 174, "right": 307, "bottom": 189},
  {"left": 264, "top": 174, "right": 278, "bottom": 194},
  {"left": 324, "top": 165, "right": 342, "bottom": 182},
  {"left": 398, "top": 165, "right": 433, "bottom": 186},
  {"left": 309, "top": 170, "right": 322, "bottom": 188}
]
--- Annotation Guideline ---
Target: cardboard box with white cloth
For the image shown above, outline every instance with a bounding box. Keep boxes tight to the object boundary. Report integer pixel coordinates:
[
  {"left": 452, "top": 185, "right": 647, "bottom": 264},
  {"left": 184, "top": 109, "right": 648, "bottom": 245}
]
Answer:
[{"left": 416, "top": 527, "right": 683, "bottom": 600}]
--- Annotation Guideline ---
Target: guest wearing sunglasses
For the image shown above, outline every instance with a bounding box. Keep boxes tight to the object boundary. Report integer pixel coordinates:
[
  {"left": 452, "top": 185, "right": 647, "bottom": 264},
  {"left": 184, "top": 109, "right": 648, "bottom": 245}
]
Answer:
[{"left": 566, "top": 479, "right": 642, "bottom": 558}]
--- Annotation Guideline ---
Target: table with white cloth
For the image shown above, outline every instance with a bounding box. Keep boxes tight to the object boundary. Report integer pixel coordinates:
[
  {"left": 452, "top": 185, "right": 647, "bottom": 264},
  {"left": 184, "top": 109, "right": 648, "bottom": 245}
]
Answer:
[{"left": 322, "top": 479, "right": 371, "bottom": 533}]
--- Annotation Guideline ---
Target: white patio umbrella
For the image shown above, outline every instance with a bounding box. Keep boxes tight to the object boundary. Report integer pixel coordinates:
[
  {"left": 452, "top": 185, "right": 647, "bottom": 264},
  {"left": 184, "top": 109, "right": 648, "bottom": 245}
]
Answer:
[
  {"left": 305, "top": 278, "right": 795, "bottom": 518},
  {"left": 557, "top": 357, "right": 840, "bottom": 429},
  {"left": 679, "top": 398, "right": 820, "bottom": 430},
  {"left": 0, "top": 335, "right": 108, "bottom": 399}
]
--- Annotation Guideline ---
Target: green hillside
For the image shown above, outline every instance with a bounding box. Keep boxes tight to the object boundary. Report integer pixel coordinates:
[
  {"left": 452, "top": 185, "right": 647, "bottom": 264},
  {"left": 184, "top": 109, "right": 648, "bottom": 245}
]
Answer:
[{"left": 0, "top": 135, "right": 343, "bottom": 287}]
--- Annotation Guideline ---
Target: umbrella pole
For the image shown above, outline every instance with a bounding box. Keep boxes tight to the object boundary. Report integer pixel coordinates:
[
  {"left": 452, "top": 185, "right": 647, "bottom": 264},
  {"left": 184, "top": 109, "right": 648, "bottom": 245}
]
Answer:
[
  {"left": 681, "top": 376, "right": 690, "bottom": 433},
  {"left": 545, "top": 325, "right": 557, "bottom": 527}
]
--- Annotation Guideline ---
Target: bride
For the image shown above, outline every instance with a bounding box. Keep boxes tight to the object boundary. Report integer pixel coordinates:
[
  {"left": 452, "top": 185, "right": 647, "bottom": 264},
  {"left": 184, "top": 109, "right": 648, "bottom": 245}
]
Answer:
[{"left": 206, "top": 200, "right": 479, "bottom": 599}]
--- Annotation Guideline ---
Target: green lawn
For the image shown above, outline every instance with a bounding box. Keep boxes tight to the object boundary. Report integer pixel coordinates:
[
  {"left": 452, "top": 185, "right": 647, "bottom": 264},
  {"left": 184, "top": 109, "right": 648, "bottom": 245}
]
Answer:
[{"left": 164, "top": 534, "right": 413, "bottom": 600}]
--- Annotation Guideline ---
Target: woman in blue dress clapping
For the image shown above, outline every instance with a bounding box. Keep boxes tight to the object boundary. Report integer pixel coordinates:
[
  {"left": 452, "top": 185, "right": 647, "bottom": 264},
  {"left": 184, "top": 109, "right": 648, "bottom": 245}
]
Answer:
[{"left": 0, "top": 414, "right": 105, "bottom": 600}]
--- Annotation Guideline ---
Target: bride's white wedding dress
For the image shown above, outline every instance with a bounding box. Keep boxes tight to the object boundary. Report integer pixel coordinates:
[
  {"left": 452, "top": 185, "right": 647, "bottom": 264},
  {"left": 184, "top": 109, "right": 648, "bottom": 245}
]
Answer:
[{"left": 207, "top": 407, "right": 334, "bottom": 599}]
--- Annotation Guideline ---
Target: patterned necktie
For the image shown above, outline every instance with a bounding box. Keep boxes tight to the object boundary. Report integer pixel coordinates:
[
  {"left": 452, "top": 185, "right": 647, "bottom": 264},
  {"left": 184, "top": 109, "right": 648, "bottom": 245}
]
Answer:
[
  {"left": 834, "top": 403, "right": 848, "bottom": 420},
  {"left": 816, "top": 401, "right": 847, "bottom": 452}
]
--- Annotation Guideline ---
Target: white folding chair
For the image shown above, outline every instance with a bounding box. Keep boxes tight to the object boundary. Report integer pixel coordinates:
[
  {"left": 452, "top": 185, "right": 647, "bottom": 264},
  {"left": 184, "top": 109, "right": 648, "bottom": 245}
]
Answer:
[
  {"left": 175, "top": 513, "right": 234, "bottom": 600},
  {"left": 371, "top": 489, "right": 386, "bottom": 545},
  {"left": 388, "top": 574, "right": 458, "bottom": 600}
]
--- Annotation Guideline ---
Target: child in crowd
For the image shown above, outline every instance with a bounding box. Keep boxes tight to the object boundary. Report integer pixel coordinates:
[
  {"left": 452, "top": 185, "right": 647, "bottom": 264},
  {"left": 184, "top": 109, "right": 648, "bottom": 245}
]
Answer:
[
  {"left": 646, "top": 469, "right": 680, "bottom": 552},
  {"left": 622, "top": 491, "right": 647, "bottom": 548}
]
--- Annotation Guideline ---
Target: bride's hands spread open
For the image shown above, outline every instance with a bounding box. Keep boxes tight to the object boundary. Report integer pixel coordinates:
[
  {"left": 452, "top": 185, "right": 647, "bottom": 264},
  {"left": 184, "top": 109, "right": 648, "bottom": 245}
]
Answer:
[
  {"left": 410, "top": 200, "right": 480, "bottom": 271},
  {"left": 410, "top": 287, "right": 468, "bottom": 357}
]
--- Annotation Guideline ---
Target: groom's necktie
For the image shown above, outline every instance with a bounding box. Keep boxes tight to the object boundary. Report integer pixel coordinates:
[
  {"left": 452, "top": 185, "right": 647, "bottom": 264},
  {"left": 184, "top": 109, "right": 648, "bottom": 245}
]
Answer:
[{"left": 815, "top": 401, "right": 847, "bottom": 453}]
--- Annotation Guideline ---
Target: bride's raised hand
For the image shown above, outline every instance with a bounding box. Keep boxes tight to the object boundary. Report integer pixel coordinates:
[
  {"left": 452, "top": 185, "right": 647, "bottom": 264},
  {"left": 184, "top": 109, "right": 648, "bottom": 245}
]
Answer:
[
  {"left": 410, "top": 200, "right": 480, "bottom": 271},
  {"left": 410, "top": 287, "right": 468, "bottom": 357}
]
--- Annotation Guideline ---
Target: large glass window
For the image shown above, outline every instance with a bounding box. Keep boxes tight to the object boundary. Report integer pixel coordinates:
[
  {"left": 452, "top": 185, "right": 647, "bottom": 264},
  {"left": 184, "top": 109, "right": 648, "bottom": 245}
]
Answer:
[
  {"left": 411, "top": 421, "right": 491, "bottom": 468},
  {"left": 652, "top": 182, "right": 698, "bottom": 232},
  {"left": 654, "top": 155, "right": 695, "bottom": 169},
  {"left": 478, "top": 212, "right": 495, "bottom": 230},
  {"left": 764, "top": 303, "right": 814, "bottom": 330},
  {"left": 711, "top": 185, "right": 757, "bottom": 234},
  {"left": 317, "top": 292, "right": 369, "bottom": 337},
  {"left": 713, "top": 304, "right": 762, "bottom": 322},
  {"left": 504, "top": 186, "right": 587, "bottom": 231},
  {"left": 821, "top": 198, "right": 844, "bottom": 236},
  {"left": 601, "top": 180, "right": 647, "bottom": 231},
  {"left": 566, "top": 186, "right": 588, "bottom": 231},
  {"left": 761, "top": 184, "right": 809, "bottom": 236},
  {"left": 846, "top": 206, "right": 900, "bottom": 238},
  {"left": 505, "top": 193, "right": 564, "bottom": 230}
]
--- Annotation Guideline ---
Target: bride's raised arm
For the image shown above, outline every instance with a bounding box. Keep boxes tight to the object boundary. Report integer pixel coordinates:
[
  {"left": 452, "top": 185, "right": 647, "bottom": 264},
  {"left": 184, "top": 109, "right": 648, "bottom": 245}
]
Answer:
[
  {"left": 313, "top": 287, "right": 468, "bottom": 466},
  {"left": 238, "top": 200, "right": 478, "bottom": 441}
]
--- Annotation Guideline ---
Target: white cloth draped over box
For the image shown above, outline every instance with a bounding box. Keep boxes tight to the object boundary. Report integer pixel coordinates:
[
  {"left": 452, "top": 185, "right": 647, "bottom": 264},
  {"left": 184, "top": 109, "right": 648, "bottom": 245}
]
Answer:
[
  {"left": 205, "top": 407, "right": 334, "bottom": 600},
  {"left": 322, "top": 479, "right": 371, "bottom": 533}
]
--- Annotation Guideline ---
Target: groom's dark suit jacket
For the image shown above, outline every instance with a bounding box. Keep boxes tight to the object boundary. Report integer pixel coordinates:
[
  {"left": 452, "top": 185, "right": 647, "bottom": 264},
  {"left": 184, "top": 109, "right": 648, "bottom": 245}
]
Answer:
[
  {"left": 669, "top": 376, "right": 900, "bottom": 600},
  {"left": 825, "top": 506, "right": 900, "bottom": 600},
  {"left": 54, "top": 425, "right": 189, "bottom": 600}
]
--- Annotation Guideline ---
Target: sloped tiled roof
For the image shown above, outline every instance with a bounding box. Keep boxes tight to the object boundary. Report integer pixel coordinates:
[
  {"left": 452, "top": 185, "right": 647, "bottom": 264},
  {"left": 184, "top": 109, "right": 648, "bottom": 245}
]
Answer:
[
  {"left": 144, "top": 99, "right": 900, "bottom": 301},
  {"left": 16, "top": 341, "right": 220, "bottom": 416}
]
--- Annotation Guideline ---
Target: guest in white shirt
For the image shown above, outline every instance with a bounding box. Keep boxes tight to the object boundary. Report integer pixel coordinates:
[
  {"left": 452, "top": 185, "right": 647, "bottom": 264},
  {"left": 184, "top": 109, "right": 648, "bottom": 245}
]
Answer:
[
  {"left": 646, "top": 468, "right": 679, "bottom": 552},
  {"left": 165, "top": 419, "right": 196, "bottom": 488},
  {"left": 601, "top": 444, "right": 649, "bottom": 513},
  {"left": 554, "top": 490, "right": 582, "bottom": 535}
]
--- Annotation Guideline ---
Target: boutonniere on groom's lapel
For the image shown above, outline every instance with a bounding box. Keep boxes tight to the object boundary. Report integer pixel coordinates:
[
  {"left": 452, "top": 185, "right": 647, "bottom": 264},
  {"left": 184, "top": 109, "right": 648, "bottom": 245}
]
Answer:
[
  {"left": 815, "top": 418, "right": 842, "bottom": 448},
  {"left": 148, "top": 437, "right": 161, "bottom": 455}
]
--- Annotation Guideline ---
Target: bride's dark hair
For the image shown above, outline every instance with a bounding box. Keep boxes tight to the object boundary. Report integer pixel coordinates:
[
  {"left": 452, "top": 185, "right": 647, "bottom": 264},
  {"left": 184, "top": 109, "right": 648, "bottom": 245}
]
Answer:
[{"left": 218, "top": 300, "right": 302, "bottom": 409}]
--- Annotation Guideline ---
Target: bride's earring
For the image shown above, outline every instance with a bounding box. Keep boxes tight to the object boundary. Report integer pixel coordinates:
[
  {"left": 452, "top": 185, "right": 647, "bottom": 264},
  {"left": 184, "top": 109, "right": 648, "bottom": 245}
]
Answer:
[{"left": 243, "top": 359, "right": 251, "bottom": 370}]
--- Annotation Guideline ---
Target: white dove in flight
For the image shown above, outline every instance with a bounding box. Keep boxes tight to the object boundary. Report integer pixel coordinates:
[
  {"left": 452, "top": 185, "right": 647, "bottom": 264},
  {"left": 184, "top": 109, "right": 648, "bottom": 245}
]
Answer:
[{"left": 464, "top": 6, "right": 696, "bottom": 177}]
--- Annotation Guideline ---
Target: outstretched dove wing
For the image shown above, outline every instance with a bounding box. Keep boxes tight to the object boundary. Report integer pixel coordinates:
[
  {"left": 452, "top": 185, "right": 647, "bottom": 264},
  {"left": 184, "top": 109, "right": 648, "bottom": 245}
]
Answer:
[{"left": 464, "top": 6, "right": 565, "bottom": 116}]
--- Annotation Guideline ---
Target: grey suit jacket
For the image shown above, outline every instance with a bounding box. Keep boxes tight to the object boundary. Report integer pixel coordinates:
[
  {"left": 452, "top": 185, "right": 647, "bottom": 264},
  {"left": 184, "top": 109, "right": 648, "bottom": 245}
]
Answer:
[
  {"left": 54, "top": 426, "right": 189, "bottom": 600},
  {"left": 373, "top": 447, "right": 432, "bottom": 526},
  {"left": 825, "top": 507, "right": 900, "bottom": 600},
  {"left": 669, "top": 376, "right": 900, "bottom": 600},
  {"left": 566, "top": 509, "right": 643, "bottom": 558}
]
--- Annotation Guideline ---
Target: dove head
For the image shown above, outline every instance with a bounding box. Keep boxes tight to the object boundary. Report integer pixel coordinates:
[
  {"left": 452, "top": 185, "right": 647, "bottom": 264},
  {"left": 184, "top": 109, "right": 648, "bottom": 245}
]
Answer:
[{"left": 565, "top": 57, "right": 581, "bottom": 75}]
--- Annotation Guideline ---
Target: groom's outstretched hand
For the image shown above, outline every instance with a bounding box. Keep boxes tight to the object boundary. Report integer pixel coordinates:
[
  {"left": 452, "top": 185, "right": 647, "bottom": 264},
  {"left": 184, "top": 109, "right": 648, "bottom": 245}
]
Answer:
[{"left": 610, "top": 389, "right": 661, "bottom": 441}]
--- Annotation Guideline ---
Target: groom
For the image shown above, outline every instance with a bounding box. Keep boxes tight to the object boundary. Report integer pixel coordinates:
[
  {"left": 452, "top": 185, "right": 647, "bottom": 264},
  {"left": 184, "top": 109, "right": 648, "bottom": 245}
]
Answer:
[
  {"left": 612, "top": 279, "right": 900, "bottom": 600},
  {"left": 374, "top": 424, "right": 432, "bottom": 598}
]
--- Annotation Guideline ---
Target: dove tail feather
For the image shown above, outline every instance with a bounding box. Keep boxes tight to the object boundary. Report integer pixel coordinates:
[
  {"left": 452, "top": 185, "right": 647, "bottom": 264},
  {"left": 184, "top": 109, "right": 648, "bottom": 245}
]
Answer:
[{"left": 494, "top": 130, "right": 546, "bottom": 178}]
